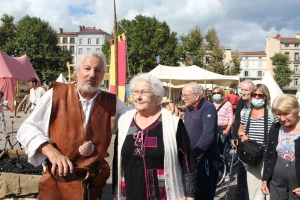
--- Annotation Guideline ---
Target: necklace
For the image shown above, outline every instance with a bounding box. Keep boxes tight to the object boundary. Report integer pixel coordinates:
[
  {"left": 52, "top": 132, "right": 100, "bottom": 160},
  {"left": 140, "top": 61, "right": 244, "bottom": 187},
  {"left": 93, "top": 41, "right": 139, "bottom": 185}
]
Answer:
[{"left": 78, "top": 97, "right": 95, "bottom": 157}]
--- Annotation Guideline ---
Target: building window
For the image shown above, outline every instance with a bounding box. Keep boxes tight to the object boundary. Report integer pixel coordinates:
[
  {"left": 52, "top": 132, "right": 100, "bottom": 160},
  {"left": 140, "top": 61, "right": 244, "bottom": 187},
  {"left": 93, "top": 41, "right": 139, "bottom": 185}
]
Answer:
[
  {"left": 87, "top": 48, "right": 91, "bottom": 52},
  {"left": 285, "top": 44, "right": 289, "bottom": 47},
  {"left": 70, "top": 46, "right": 74, "bottom": 53},
  {"left": 71, "top": 56, "right": 74, "bottom": 64},
  {"left": 78, "top": 48, "right": 82, "bottom": 54},
  {"left": 96, "top": 38, "right": 100, "bottom": 44},
  {"left": 88, "top": 38, "right": 91, "bottom": 44},
  {"left": 294, "top": 79, "right": 298, "bottom": 87},
  {"left": 79, "top": 38, "right": 82, "bottom": 44},
  {"left": 257, "top": 71, "right": 262, "bottom": 77},
  {"left": 96, "top": 48, "right": 100, "bottom": 52},
  {"left": 295, "top": 53, "right": 299, "bottom": 61},
  {"left": 296, "top": 44, "right": 299, "bottom": 47},
  {"left": 295, "top": 65, "right": 299, "bottom": 74},
  {"left": 285, "top": 52, "right": 290, "bottom": 61},
  {"left": 62, "top": 46, "right": 67, "bottom": 51},
  {"left": 63, "top": 38, "right": 67, "bottom": 44},
  {"left": 57, "top": 38, "right": 60, "bottom": 44},
  {"left": 244, "top": 71, "right": 249, "bottom": 77},
  {"left": 70, "top": 38, "right": 75, "bottom": 44}
]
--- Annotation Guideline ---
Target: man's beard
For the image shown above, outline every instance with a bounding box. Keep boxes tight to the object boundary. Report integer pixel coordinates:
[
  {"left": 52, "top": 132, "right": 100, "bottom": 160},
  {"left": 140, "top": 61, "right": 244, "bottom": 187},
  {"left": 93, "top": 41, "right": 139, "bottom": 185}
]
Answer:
[{"left": 77, "top": 77, "right": 99, "bottom": 94}]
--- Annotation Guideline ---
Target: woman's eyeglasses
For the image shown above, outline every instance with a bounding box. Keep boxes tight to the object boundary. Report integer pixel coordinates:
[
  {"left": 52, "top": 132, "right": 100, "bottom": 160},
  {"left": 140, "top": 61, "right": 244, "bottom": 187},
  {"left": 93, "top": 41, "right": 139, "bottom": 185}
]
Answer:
[
  {"left": 212, "top": 92, "right": 221, "bottom": 95},
  {"left": 251, "top": 93, "right": 265, "bottom": 99}
]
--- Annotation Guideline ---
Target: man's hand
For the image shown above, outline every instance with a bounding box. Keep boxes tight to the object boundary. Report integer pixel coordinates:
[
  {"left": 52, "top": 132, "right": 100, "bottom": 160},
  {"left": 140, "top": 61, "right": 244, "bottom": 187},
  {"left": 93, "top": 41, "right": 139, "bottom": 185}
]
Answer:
[
  {"left": 261, "top": 181, "right": 269, "bottom": 195},
  {"left": 16, "top": 108, "right": 20, "bottom": 113},
  {"left": 162, "top": 102, "right": 179, "bottom": 116},
  {"left": 293, "top": 187, "right": 300, "bottom": 198},
  {"left": 231, "top": 139, "right": 238, "bottom": 147},
  {"left": 38, "top": 142, "right": 73, "bottom": 176}
]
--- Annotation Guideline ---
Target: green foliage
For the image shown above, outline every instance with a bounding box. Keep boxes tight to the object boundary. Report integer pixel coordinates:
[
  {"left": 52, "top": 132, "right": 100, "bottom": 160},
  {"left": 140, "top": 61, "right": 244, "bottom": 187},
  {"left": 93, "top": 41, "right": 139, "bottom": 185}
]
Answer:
[
  {"left": 102, "top": 15, "right": 179, "bottom": 82},
  {"left": 271, "top": 53, "right": 293, "bottom": 88},
  {"left": 177, "top": 25, "right": 205, "bottom": 66},
  {"left": 0, "top": 14, "right": 72, "bottom": 84},
  {"left": 226, "top": 48, "right": 242, "bottom": 75},
  {"left": 204, "top": 27, "right": 226, "bottom": 74}
]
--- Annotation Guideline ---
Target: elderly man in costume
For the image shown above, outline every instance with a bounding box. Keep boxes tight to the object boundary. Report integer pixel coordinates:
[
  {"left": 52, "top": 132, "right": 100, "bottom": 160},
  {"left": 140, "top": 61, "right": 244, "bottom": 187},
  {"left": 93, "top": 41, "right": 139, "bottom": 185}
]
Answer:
[{"left": 17, "top": 51, "right": 177, "bottom": 200}]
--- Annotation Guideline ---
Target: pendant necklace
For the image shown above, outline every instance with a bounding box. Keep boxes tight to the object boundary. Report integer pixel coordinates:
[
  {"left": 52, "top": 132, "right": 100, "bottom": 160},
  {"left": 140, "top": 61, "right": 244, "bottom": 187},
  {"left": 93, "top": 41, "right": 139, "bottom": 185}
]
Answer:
[{"left": 78, "top": 99, "right": 95, "bottom": 157}]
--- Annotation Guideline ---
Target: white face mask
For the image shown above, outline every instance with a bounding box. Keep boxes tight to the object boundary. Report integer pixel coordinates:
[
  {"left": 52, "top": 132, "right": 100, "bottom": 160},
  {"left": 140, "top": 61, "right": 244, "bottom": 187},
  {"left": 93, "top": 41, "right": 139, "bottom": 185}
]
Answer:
[{"left": 251, "top": 98, "right": 265, "bottom": 107}]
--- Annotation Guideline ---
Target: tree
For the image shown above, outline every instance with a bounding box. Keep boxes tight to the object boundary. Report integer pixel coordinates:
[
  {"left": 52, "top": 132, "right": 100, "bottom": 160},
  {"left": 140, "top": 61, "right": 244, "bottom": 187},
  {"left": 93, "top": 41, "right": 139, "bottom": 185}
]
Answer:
[
  {"left": 204, "top": 27, "right": 226, "bottom": 74},
  {"left": 177, "top": 25, "right": 205, "bottom": 67},
  {"left": 0, "top": 14, "right": 17, "bottom": 55},
  {"left": 0, "top": 14, "right": 72, "bottom": 84},
  {"left": 226, "top": 47, "right": 242, "bottom": 75},
  {"left": 271, "top": 53, "right": 293, "bottom": 88},
  {"left": 102, "top": 15, "right": 179, "bottom": 81}
]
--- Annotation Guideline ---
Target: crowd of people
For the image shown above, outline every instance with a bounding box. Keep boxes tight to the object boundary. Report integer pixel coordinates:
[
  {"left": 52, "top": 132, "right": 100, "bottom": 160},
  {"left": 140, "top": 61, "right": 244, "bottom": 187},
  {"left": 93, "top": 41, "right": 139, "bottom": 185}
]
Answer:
[{"left": 1, "top": 50, "right": 297, "bottom": 200}]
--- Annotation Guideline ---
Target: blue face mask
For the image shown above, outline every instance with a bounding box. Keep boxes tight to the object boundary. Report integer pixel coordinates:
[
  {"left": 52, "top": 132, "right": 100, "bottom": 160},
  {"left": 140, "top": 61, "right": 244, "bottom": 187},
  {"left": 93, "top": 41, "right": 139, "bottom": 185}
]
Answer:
[
  {"left": 238, "top": 89, "right": 242, "bottom": 95},
  {"left": 213, "top": 94, "right": 222, "bottom": 101},
  {"left": 251, "top": 98, "right": 265, "bottom": 107}
]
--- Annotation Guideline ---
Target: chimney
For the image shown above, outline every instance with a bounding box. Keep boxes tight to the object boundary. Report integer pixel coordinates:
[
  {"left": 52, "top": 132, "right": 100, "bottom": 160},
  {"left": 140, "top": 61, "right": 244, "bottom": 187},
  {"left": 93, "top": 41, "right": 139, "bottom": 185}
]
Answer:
[
  {"left": 58, "top": 28, "right": 63, "bottom": 34},
  {"left": 82, "top": 26, "right": 85, "bottom": 30},
  {"left": 93, "top": 26, "right": 96, "bottom": 29},
  {"left": 78, "top": 25, "right": 82, "bottom": 32},
  {"left": 275, "top": 34, "right": 281, "bottom": 39}
]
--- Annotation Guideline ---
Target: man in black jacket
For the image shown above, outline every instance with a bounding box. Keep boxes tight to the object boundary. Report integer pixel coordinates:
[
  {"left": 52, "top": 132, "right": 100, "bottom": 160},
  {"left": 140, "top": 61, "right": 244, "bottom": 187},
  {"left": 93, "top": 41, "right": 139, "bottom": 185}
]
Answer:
[{"left": 231, "top": 80, "right": 255, "bottom": 200}]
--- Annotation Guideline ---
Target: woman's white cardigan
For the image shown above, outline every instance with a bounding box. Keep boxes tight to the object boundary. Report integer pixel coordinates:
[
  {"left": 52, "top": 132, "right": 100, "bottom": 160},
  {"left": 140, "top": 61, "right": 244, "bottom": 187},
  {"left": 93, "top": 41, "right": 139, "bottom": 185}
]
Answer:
[{"left": 117, "top": 106, "right": 185, "bottom": 200}]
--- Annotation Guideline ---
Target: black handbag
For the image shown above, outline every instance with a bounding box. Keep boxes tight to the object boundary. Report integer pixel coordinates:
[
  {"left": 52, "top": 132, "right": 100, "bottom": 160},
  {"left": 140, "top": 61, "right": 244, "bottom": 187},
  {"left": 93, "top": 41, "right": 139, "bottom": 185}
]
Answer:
[{"left": 238, "top": 108, "right": 269, "bottom": 167}]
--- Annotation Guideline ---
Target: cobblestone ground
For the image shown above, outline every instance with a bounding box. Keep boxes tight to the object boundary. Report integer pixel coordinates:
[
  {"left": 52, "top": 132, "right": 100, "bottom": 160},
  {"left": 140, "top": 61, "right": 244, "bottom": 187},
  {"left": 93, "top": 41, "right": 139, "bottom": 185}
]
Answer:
[{"left": 0, "top": 111, "right": 239, "bottom": 200}]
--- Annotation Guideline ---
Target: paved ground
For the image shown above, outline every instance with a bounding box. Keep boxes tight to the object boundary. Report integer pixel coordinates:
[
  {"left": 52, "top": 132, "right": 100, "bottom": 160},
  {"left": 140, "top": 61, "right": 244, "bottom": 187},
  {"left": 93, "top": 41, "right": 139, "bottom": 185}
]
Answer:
[{"left": 0, "top": 111, "right": 239, "bottom": 200}]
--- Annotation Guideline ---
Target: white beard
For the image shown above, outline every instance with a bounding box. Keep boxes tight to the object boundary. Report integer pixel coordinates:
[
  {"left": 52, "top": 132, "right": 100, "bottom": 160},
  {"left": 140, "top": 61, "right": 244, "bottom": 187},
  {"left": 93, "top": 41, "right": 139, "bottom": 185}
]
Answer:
[{"left": 77, "top": 77, "right": 99, "bottom": 94}]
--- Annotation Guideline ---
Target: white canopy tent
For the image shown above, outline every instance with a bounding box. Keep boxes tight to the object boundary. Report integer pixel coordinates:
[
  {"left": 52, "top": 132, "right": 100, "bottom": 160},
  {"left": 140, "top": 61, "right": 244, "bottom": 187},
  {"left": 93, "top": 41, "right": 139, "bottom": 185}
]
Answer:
[
  {"left": 148, "top": 65, "right": 240, "bottom": 103},
  {"left": 56, "top": 73, "right": 68, "bottom": 83}
]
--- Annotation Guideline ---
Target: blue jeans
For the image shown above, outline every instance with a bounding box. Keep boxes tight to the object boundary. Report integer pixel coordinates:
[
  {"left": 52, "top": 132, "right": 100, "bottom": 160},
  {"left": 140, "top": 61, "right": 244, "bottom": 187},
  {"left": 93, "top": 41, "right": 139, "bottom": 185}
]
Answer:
[{"left": 195, "top": 156, "right": 220, "bottom": 200}]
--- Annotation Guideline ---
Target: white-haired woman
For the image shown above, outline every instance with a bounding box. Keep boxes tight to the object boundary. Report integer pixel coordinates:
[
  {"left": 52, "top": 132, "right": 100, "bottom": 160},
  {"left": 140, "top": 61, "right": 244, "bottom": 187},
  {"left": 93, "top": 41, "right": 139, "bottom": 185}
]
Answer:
[{"left": 113, "top": 73, "right": 197, "bottom": 200}]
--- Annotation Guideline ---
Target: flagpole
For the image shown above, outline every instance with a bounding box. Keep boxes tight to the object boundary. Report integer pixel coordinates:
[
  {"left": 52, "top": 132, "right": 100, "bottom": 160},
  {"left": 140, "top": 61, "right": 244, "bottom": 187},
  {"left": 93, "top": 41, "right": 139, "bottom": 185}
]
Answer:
[{"left": 114, "top": 0, "right": 118, "bottom": 96}]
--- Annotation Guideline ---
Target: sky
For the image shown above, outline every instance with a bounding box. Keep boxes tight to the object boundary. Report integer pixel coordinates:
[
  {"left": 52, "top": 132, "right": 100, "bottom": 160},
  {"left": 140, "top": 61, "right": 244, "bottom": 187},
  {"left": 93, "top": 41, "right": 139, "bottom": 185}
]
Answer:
[{"left": 1, "top": 0, "right": 300, "bottom": 52}]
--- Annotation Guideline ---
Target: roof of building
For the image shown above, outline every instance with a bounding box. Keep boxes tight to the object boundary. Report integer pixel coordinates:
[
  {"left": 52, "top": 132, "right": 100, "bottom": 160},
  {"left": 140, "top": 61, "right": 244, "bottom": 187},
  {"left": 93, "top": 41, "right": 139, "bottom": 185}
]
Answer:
[
  {"left": 272, "top": 34, "right": 300, "bottom": 44},
  {"left": 232, "top": 51, "right": 266, "bottom": 55},
  {"left": 58, "top": 32, "right": 76, "bottom": 35}
]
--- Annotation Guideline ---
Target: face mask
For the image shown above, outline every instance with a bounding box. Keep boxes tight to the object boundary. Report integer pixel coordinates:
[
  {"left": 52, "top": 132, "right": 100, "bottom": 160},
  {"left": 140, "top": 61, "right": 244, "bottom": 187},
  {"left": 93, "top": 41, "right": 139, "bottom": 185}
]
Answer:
[
  {"left": 213, "top": 94, "right": 222, "bottom": 101},
  {"left": 251, "top": 98, "right": 265, "bottom": 107},
  {"left": 238, "top": 89, "right": 242, "bottom": 95}
]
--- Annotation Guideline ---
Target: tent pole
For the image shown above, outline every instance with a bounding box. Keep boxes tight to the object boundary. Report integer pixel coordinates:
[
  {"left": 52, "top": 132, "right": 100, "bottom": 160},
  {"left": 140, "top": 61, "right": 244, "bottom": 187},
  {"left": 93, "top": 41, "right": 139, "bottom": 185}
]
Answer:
[{"left": 169, "top": 75, "right": 171, "bottom": 101}]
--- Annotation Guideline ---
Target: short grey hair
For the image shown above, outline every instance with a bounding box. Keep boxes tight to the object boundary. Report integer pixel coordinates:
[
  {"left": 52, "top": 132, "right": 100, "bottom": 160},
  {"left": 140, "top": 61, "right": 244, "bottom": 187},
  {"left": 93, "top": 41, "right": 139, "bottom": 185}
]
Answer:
[
  {"left": 242, "top": 79, "right": 255, "bottom": 90},
  {"left": 74, "top": 51, "right": 107, "bottom": 72},
  {"left": 129, "top": 73, "right": 164, "bottom": 103},
  {"left": 185, "top": 82, "right": 204, "bottom": 98}
]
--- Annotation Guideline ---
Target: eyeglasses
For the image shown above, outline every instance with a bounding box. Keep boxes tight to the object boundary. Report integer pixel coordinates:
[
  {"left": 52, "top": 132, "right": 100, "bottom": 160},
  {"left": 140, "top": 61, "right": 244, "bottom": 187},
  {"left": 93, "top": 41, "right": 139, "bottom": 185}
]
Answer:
[
  {"left": 251, "top": 93, "right": 265, "bottom": 99},
  {"left": 180, "top": 93, "right": 195, "bottom": 99},
  {"left": 212, "top": 92, "right": 221, "bottom": 95},
  {"left": 132, "top": 90, "right": 152, "bottom": 96}
]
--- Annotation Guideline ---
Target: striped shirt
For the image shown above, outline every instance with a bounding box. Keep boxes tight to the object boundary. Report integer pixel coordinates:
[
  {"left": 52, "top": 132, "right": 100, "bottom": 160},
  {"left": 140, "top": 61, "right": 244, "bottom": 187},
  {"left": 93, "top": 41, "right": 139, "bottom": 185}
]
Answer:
[
  {"left": 214, "top": 101, "right": 234, "bottom": 126},
  {"left": 241, "top": 112, "right": 275, "bottom": 154}
]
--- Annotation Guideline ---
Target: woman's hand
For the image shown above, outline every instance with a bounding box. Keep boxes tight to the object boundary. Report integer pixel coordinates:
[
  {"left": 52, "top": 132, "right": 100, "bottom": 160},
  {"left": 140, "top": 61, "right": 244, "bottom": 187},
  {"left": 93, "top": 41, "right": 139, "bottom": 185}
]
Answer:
[
  {"left": 238, "top": 131, "right": 249, "bottom": 142},
  {"left": 293, "top": 187, "right": 300, "bottom": 198},
  {"left": 261, "top": 181, "right": 269, "bottom": 195}
]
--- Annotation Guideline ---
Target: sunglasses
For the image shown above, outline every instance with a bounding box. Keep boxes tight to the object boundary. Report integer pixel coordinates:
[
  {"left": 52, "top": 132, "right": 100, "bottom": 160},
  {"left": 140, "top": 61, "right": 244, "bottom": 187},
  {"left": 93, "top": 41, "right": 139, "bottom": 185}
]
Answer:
[
  {"left": 212, "top": 92, "right": 221, "bottom": 95},
  {"left": 251, "top": 93, "right": 265, "bottom": 99}
]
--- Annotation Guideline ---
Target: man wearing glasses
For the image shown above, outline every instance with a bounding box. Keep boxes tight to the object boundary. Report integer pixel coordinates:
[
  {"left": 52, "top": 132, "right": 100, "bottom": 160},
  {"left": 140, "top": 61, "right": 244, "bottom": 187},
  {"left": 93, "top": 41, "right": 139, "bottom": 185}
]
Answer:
[{"left": 182, "top": 82, "right": 219, "bottom": 200}]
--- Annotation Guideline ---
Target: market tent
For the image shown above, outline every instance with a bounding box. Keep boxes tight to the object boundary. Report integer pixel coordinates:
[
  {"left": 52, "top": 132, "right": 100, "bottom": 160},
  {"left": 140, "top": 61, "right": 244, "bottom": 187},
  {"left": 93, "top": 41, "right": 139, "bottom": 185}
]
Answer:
[
  {"left": 56, "top": 73, "right": 68, "bottom": 83},
  {"left": 0, "top": 50, "right": 40, "bottom": 108},
  {"left": 149, "top": 65, "right": 239, "bottom": 103},
  {"left": 148, "top": 65, "right": 240, "bottom": 86}
]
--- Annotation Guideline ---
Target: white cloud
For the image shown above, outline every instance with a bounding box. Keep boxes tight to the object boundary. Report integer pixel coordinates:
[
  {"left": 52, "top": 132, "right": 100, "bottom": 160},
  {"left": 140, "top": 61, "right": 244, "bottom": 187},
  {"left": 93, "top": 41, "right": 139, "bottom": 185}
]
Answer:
[{"left": 0, "top": 0, "right": 299, "bottom": 51}]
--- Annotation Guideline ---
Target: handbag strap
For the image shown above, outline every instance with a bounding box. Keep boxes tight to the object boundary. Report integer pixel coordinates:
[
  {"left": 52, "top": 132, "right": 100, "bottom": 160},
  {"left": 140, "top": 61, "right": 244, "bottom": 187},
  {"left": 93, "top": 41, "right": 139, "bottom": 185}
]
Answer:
[
  {"left": 216, "top": 101, "right": 226, "bottom": 112},
  {"left": 245, "top": 108, "right": 268, "bottom": 145}
]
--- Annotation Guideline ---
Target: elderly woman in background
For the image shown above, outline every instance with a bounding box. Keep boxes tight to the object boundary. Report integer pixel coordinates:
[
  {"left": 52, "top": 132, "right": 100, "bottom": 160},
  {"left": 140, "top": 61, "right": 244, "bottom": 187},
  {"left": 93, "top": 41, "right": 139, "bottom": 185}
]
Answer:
[
  {"left": 212, "top": 86, "right": 234, "bottom": 182},
  {"left": 262, "top": 94, "right": 300, "bottom": 199},
  {"left": 238, "top": 84, "right": 274, "bottom": 200},
  {"left": 114, "top": 73, "right": 197, "bottom": 200}
]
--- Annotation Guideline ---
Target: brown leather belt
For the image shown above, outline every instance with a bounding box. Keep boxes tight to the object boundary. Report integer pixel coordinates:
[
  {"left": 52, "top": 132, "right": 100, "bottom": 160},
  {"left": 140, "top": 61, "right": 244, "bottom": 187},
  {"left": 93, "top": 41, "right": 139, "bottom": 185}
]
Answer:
[
  {"left": 50, "top": 162, "right": 102, "bottom": 182},
  {"left": 218, "top": 125, "right": 228, "bottom": 129}
]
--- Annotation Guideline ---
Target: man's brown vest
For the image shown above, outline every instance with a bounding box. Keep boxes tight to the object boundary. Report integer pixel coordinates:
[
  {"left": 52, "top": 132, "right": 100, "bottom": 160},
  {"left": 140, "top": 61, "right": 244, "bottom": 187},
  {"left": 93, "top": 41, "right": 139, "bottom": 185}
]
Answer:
[{"left": 38, "top": 82, "right": 116, "bottom": 200}]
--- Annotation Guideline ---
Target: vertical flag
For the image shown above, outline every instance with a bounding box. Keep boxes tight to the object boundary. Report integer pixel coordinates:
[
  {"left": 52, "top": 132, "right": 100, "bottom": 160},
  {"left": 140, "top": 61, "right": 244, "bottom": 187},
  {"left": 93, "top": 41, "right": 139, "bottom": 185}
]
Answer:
[
  {"left": 25, "top": 45, "right": 29, "bottom": 55},
  {"left": 190, "top": 56, "right": 194, "bottom": 65},
  {"left": 156, "top": 56, "right": 161, "bottom": 64},
  {"left": 109, "top": 33, "right": 127, "bottom": 102}
]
